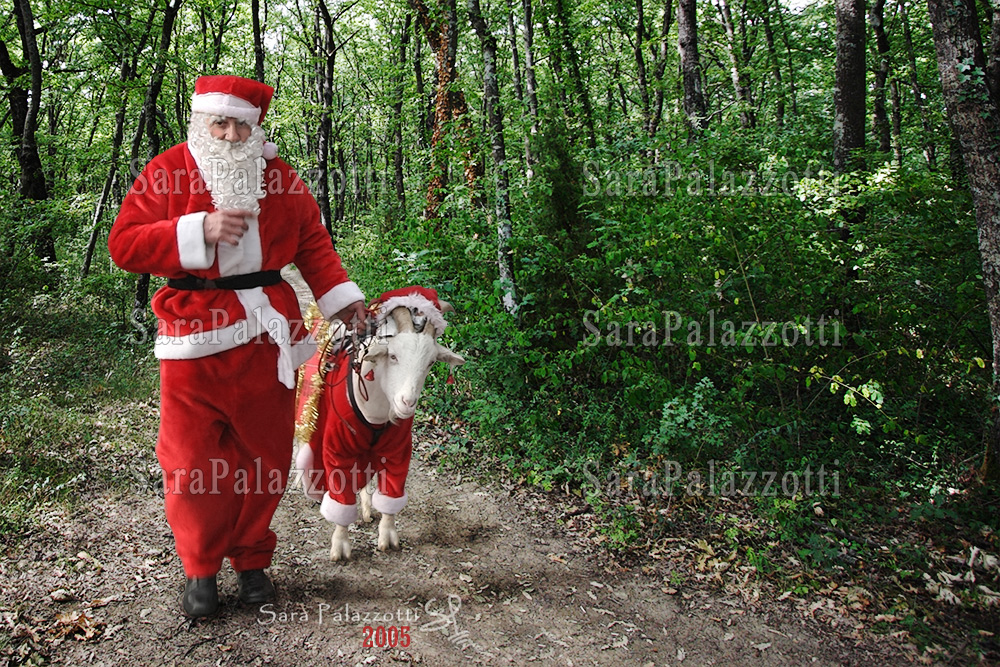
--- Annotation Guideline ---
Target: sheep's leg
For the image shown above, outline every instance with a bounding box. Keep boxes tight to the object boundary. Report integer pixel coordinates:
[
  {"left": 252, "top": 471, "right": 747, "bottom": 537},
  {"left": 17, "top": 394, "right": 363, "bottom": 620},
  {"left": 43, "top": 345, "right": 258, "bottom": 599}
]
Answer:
[
  {"left": 330, "top": 524, "right": 352, "bottom": 561},
  {"left": 377, "top": 513, "right": 399, "bottom": 551},
  {"left": 360, "top": 485, "right": 374, "bottom": 523}
]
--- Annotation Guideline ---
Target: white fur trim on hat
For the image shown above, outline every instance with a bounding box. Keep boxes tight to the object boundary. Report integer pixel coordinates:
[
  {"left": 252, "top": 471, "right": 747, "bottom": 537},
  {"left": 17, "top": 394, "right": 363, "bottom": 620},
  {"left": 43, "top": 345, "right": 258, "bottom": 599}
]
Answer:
[
  {"left": 371, "top": 489, "right": 408, "bottom": 515},
  {"left": 321, "top": 494, "right": 358, "bottom": 526},
  {"left": 191, "top": 92, "right": 261, "bottom": 124},
  {"left": 376, "top": 294, "right": 447, "bottom": 336}
]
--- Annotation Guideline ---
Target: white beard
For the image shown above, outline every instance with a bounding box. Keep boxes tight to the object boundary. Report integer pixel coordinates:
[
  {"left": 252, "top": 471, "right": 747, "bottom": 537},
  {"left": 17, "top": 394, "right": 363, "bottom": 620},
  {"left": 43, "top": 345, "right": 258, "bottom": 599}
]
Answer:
[{"left": 187, "top": 111, "right": 266, "bottom": 214}]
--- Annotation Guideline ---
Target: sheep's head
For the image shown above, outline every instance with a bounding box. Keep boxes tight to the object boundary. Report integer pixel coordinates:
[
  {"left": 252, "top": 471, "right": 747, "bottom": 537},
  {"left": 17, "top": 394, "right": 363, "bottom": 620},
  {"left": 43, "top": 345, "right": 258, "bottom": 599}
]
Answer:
[{"left": 363, "top": 305, "right": 464, "bottom": 421}]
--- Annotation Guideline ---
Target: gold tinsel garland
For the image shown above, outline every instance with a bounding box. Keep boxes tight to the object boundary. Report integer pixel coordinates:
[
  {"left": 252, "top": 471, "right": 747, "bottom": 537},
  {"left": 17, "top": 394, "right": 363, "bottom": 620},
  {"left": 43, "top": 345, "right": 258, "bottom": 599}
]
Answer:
[{"left": 293, "top": 303, "right": 342, "bottom": 444}]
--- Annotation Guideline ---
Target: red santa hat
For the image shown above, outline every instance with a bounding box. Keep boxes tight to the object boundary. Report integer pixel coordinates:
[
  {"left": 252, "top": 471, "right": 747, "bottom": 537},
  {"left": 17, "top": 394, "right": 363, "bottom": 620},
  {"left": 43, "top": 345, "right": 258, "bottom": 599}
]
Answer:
[
  {"left": 370, "top": 286, "right": 449, "bottom": 336},
  {"left": 190, "top": 75, "right": 274, "bottom": 125}
]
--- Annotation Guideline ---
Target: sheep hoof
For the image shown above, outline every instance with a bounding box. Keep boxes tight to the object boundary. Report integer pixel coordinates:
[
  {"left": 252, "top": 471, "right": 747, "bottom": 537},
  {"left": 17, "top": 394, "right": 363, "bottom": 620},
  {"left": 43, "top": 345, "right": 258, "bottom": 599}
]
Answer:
[
  {"left": 377, "top": 529, "right": 399, "bottom": 551},
  {"left": 377, "top": 514, "right": 399, "bottom": 551},
  {"left": 330, "top": 526, "right": 352, "bottom": 561},
  {"left": 360, "top": 488, "right": 374, "bottom": 523}
]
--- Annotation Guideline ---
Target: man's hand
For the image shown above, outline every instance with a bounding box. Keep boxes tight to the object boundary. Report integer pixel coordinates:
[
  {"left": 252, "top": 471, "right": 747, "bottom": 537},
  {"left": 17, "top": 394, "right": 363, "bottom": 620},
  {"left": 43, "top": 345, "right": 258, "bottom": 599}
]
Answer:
[
  {"left": 334, "top": 300, "right": 368, "bottom": 332},
  {"left": 204, "top": 209, "right": 254, "bottom": 245}
]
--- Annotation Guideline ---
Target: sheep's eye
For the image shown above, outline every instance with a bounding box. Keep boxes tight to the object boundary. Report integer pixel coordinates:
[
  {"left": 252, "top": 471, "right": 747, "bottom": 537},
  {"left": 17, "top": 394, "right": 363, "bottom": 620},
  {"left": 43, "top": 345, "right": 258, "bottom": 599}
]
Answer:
[{"left": 389, "top": 354, "right": 398, "bottom": 363}]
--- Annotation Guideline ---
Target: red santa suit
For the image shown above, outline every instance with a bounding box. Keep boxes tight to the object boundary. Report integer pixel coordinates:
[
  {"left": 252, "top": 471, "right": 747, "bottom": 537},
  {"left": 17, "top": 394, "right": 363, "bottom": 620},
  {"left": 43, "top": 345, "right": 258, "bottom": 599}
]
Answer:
[
  {"left": 298, "top": 350, "right": 414, "bottom": 526},
  {"left": 109, "top": 77, "right": 363, "bottom": 578}
]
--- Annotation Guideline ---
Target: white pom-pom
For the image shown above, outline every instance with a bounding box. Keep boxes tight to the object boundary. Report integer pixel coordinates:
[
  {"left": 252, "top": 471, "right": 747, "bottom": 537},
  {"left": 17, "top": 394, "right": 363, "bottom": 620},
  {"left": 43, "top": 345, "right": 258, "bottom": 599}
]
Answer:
[{"left": 262, "top": 141, "right": 278, "bottom": 160}]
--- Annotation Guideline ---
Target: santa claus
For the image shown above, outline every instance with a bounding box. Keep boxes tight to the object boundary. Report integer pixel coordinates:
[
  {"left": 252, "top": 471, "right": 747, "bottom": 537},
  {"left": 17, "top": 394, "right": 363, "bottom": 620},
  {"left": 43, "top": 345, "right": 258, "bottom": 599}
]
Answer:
[{"left": 109, "top": 75, "right": 367, "bottom": 618}]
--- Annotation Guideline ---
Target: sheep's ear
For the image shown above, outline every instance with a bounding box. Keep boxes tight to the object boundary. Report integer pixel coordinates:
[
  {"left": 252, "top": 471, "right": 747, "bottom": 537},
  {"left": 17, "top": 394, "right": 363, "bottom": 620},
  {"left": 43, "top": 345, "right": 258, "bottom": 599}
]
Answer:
[{"left": 435, "top": 345, "right": 464, "bottom": 367}]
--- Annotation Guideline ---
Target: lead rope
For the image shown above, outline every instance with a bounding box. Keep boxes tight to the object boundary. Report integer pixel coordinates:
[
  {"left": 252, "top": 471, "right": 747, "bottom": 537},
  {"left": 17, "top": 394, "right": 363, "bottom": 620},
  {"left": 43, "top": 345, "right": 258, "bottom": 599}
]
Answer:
[{"left": 351, "top": 305, "right": 380, "bottom": 403}]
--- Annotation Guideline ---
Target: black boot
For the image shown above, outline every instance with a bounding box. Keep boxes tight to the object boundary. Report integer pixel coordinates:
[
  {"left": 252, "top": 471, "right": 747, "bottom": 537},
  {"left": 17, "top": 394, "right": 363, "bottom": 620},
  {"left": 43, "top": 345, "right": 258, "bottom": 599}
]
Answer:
[
  {"left": 237, "top": 569, "right": 275, "bottom": 604},
  {"left": 182, "top": 576, "right": 219, "bottom": 618}
]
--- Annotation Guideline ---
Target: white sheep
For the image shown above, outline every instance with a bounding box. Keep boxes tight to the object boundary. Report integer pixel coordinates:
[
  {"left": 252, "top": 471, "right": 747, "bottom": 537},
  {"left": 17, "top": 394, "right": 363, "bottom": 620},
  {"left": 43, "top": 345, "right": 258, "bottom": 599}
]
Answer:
[{"left": 294, "top": 287, "right": 464, "bottom": 560}]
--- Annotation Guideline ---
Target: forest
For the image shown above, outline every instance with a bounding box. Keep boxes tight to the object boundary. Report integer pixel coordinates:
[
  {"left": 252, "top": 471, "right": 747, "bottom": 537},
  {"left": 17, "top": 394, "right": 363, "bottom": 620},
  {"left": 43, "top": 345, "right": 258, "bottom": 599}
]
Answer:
[{"left": 2, "top": 0, "right": 1000, "bottom": 662}]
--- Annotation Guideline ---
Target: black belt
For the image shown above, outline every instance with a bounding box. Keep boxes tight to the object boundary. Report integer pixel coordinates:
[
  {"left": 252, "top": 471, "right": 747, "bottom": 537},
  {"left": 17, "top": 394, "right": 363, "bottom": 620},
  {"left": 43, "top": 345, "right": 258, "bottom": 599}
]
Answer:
[{"left": 167, "top": 270, "right": 282, "bottom": 291}]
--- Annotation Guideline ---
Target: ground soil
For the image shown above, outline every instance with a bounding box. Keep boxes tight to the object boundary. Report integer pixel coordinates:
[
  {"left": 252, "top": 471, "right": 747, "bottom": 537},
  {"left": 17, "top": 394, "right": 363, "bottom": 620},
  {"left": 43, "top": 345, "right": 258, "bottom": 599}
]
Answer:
[{"left": 1, "top": 426, "right": 904, "bottom": 666}]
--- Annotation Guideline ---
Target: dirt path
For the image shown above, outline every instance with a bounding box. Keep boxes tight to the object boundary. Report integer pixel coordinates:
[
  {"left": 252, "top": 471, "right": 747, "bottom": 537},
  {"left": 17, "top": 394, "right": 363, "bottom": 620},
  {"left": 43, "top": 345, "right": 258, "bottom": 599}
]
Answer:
[
  {"left": 1, "top": 274, "right": 898, "bottom": 665},
  {"left": 2, "top": 425, "right": 892, "bottom": 666}
]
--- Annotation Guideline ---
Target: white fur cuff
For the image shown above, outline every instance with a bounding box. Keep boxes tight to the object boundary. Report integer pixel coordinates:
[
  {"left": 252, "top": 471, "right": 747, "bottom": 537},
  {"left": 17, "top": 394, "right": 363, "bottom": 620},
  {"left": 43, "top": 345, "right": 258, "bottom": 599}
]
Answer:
[
  {"left": 294, "top": 444, "right": 325, "bottom": 502},
  {"left": 176, "top": 212, "right": 215, "bottom": 270},
  {"left": 371, "top": 489, "right": 408, "bottom": 515},
  {"left": 316, "top": 282, "right": 366, "bottom": 321},
  {"left": 321, "top": 493, "right": 358, "bottom": 526}
]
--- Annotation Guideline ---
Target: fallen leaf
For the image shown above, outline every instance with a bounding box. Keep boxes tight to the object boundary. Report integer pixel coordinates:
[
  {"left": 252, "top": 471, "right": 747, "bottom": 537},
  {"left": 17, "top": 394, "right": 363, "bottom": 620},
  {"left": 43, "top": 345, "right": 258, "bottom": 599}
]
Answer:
[
  {"left": 49, "top": 589, "right": 74, "bottom": 602},
  {"left": 52, "top": 611, "right": 103, "bottom": 641}
]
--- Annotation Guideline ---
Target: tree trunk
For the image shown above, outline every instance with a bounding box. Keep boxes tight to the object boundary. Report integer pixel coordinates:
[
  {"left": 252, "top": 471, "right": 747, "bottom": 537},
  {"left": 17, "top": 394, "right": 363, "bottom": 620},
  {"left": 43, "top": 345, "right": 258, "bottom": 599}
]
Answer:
[
  {"left": 927, "top": 0, "right": 1000, "bottom": 479},
  {"left": 131, "top": 0, "right": 183, "bottom": 322},
  {"left": 469, "top": 0, "right": 518, "bottom": 314},
  {"left": 760, "top": 0, "right": 784, "bottom": 129},
  {"left": 83, "top": 55, "right": 133, "bottom": 277},
  {"left": 552, "top": 0, "right": 597, "bottom": 148},
  {"left": 677, "top": 0, "right": 708, "bottom": 135},
  {"left": 634, "top": 0, "right": 652, "bottom": 135},
  {"left": 522, "top": 0, "right": 541, "bottom": 167},
  {"left": 775, "top": 1, "right": 799, "bottom": 116},
  {"left": 413, "top": 23, "right": 431, "bottom": 150},
  {"left": 890, "top": 76, "right": 904, "bottom": 166},
  {"left": 900, "top": 0, "right": 937, "bottom": 170},
  {"left": 716, "top": 0, "right": 755, "bottom": 128},
  {"left": 833, "top": 0, "right": 866, "bottom": 174},
  {"left": 539, "top": 2, "right": 569, "bottom": 111},
  {"left": 412, "top": 0, "right": 479, "bottom": 221},
  {"left": 988, "top": 2, "right": 1000, "bottom": 101},
  {"left": 870, "top": 0, "right": 892, "bottom": 156},
  {"left": 3, "top": 0, "right": 54, "bottom": 261},
  {"left": 833, "top": 0, "right": 866, "bottom": 282},
  {"left": 648, "top": 0, "right": 674, "bottom": 137},
  {"left": 81, "top": 5, "right": 159, "bottom": 219},
  {"left": 336, "top": 143, "right": 348, "bottom": 223},
  {"left": 506, "top": 0, "right": 525, "bottom": 105},
  {"left": 205, "top": 1, "right": 238, "bottom": 73},
  {"left": 252, "top": 0, "right": 266, "bottom": 82},
  {"left": 393, "top": 14, "right": 411, "bottom": 216},
  {"left": 316, "top": 0, "right": 338, "bottom": 234}
]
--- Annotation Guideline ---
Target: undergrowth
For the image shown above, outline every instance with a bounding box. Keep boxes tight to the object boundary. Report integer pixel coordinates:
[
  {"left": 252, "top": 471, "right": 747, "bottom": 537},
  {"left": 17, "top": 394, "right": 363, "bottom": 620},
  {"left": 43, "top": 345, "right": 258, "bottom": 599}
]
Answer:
[
  {"left": 0, "top": 232, "right": 159, "bottom": 545},
  {"left": 340, "top": 128, "right": 999, "bottom": 658}
]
